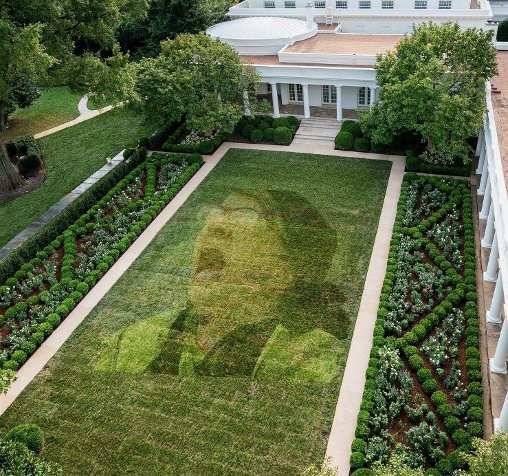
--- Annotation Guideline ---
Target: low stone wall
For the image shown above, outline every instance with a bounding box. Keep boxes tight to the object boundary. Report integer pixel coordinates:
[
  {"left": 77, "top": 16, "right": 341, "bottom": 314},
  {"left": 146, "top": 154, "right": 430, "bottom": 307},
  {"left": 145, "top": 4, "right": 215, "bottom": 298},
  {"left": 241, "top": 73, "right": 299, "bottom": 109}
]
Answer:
[{"left": 0, "top": 151, "right": 125, "bottom": 260}]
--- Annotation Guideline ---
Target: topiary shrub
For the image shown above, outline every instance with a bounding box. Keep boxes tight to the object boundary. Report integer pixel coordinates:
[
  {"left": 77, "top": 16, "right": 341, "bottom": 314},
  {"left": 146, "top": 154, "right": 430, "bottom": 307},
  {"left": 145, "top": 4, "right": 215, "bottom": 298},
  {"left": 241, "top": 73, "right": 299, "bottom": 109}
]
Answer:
[
  {"left": 5, "top": 424, "right": 44, "bottom": 454},
  {"left": 335, "top": 131, "right": 354, "bottom": 150},
  {"left": 263, "top": 127, "right": 275, "bottom": 142},
  {"left": 350, "top": 451, "right": 365, "bottom": 469},
  {"left": 272, "top": 126, "right": 293, "bottom": 145},
  {"left": 351, "top": 469, "right": 374, "bottom": 475},
  {"left": 341, "top": 120, "right": 362, "bottom": 138},
  {"left": 250, "top": 129, "right": 264, "bottom": 143},
  {"left": 354, "top": 137, "right": 371, "bottom": 152}
]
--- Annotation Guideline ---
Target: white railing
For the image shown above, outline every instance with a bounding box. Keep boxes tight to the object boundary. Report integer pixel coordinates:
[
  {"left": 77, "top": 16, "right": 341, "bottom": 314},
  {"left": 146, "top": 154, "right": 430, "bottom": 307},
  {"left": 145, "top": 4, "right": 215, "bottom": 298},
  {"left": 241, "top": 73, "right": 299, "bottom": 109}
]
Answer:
[{"left": 483, "top": 83, "right": 508, "bottom": 305}]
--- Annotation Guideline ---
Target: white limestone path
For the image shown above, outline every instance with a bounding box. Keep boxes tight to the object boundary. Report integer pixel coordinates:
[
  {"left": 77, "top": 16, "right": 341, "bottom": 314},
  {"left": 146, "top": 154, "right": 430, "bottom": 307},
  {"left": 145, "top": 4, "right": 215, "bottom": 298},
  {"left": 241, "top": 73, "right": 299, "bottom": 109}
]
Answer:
[
  {"left": 0, "top": 141, "right": 405, "bottom": 476},
  {"left": 34, "top": 95, "right": 113, "bottom": 140}
]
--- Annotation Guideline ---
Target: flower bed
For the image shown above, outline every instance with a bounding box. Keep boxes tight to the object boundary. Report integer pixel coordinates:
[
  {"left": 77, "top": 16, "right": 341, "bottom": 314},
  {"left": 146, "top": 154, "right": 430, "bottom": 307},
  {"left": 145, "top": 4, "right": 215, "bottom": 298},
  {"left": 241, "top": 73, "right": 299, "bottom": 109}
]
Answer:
[
  {"left": 0, "top": 152, "right": 202, "bottom": 375},
  {"left": 351, "top": 175, "right": 480, "bottom": 475}
]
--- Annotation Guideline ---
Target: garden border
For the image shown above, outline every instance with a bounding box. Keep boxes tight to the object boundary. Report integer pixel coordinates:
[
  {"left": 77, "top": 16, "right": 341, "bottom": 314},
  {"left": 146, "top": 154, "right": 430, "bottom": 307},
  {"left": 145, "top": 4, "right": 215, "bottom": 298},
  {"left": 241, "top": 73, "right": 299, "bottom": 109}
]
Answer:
[
  {"left": 0, "top": 150, "right": 126, "bottom": 261},
  {"left": 0, "top": 141, "right": 407, "bottom": 457}
]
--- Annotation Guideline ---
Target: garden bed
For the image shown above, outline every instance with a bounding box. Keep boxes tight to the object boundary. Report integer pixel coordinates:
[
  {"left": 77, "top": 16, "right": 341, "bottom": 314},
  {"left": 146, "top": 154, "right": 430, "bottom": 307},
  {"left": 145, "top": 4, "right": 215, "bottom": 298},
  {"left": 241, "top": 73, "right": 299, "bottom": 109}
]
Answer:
[
  {"left": 0, "top": 152, "right": 202, "bottom": 372},
  {"left": 351, "top": 175, "right": 480, "bottom": 475}
]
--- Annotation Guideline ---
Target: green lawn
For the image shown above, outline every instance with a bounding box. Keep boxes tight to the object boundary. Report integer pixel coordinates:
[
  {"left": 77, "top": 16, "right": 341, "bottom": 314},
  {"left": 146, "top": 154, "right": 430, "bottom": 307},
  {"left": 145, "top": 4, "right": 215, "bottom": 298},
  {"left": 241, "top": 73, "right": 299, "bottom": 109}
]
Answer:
[
  {"left": 0, "top": 87, "right": 82, "bottom": 141},
  {"left": 0, "top": 107, "right": 155, "bottom": 247},
  {"left": 0, "top": 150, "right": 391, "bottom": 474}
]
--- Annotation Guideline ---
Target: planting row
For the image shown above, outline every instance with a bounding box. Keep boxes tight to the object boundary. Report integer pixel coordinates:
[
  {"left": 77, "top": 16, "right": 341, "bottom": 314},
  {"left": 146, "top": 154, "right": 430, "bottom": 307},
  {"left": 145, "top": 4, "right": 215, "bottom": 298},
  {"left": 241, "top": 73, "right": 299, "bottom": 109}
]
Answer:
[
  {"left": 0, "top": 152, "right": 202, "bottom": 378},
  {"left": 351, "top": 175, "right": 480, "bottom": 475}
]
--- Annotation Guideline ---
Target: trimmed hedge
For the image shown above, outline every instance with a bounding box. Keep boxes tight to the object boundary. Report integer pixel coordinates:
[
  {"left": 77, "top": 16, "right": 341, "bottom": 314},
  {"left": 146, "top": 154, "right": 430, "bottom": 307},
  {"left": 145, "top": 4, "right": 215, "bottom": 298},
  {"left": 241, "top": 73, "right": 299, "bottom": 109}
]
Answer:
[
  {"left": 351, "top": 175, "right": 482, "bottom": 473},
  {"left": 233, "top": 114, "right": 299, "bottom": 145},
  {"left": 335, "top": 131, "right": 354, "bottom": 150},
  {"left": 0, "top": 152, "right": 203, "bottom": 373},
  {"left": 0, "top": 145, "right": 148, "bottom": 284},
  {"left": 406, "top": 154, "right": 471, "bottom": 177}
]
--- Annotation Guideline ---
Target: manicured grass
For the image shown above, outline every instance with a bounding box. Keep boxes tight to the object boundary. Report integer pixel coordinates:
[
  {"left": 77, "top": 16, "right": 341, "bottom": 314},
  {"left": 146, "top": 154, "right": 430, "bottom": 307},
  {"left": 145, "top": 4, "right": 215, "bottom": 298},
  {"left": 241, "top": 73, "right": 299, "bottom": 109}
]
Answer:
[
  {"left": 0, "top": 150, "right": 391, "bottom": 474},
  {"left": 0, "top": 107, "right": 155, "bottom": 247},
  {"left": 0, "top": 87, "right": 82, "bottom": 141}
]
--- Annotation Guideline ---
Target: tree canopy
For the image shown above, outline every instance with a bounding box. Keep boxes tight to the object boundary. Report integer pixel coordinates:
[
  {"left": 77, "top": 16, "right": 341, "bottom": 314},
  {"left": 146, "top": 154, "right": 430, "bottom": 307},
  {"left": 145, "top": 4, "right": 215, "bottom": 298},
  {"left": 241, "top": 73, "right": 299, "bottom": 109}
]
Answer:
[
  {"left": 0, "top": 19, "right": 56, "bottom": 130},
  {"left": 362, "top": 22, "right": 497, "bottom": 164},
  {"left": 130, "top": 34, "right": 258, "bottom": 135}
]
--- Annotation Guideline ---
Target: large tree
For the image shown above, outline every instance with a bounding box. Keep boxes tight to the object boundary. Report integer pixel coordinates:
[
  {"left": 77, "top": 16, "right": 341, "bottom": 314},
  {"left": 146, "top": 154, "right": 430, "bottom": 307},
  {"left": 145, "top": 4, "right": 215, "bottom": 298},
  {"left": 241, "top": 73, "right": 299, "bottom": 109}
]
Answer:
[
  {"left": 131, "top": 33, "right": 258, "bottom": 135},
  {"left": 117, "top": 0, "right": 234, "bottom": 57},
  {"left": 362, "top": 22, "right": 496, "bottom": 164},
  {"left": 0, "top": 19, "right": 55, "bottom": 131}
]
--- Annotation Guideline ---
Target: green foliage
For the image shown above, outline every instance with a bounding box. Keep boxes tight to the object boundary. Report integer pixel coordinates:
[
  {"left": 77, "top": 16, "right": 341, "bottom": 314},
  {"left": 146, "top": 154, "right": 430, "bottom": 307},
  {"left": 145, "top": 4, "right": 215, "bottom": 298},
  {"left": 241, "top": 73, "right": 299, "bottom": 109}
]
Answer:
[
  {"left": 459, "top": 433, "right": 508, "bottom": 475},
  {"left": 354, "top": 137, "right": 371, "bottom": 153},
  {"left": 0, "top": 438, "right": 60, "bottom": 475},
  {"left": 362, "top": 22, "right": 496, "bottom": 163},
  {"left": 133, "top": 33, "right": 258, "bottom": 136},
  {"left": 5, "top": 424, "right": 44, "bottom": 454},
  {"left": 335, "top": 131, "right": 354, "bottom": 150},
  {"left": 272, "top": 126, "right": 292, "bottom": 145},
  {"left": 372, "top": 453, "right": 425, "bottom": 475},
  {"left": 341, "top": 120, "right": 363, "bottom": 138}
]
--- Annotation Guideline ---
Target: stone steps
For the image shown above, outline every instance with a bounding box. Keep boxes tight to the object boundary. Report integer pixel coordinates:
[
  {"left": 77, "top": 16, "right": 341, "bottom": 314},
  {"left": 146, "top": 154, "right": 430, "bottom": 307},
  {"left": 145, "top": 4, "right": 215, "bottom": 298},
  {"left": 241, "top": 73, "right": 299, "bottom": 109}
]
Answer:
[{"left": 293, "top": 118, "right": 340, "bottom": 145}]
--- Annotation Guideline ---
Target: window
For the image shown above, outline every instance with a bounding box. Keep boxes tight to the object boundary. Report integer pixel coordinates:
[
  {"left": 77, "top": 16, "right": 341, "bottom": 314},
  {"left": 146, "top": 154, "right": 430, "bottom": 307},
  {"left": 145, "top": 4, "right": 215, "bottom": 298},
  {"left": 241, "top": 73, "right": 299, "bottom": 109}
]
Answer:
[
  {"left": 359, "top": 0, "right": 371, "bottom": 8},
  {"left": 322, "top": 85, "right": 337, "bottom": 104},
  {"left": 264, "top": 0, "right": 275, "bottom": 7},
  {"left": 314, "top": 0, "right": 326, "bottom": 7},
  {"left": 382, "top": 0, "right": 394, "bottom": 8},
  {"left": 289, "top": 84, "right": 303, "bottom": 103},
  {"left": 336, "top": 0, "right": 348, "bottom": 7},
  {"left": 285, "top": 0, "right": 296, "bottom": 6},
  {"left": 358, "top": 87, "right": 371, "bottom": 106},
  {"left": 438, "top": 0, "right": 451, "bottom": 7},
  {"left": 414, "top": 0, "right": 427, "bottom": 8}
]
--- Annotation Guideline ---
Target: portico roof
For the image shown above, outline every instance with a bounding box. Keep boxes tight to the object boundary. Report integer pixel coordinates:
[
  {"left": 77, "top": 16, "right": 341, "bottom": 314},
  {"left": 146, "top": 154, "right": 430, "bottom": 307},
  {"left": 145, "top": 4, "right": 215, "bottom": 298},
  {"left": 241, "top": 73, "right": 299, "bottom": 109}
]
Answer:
[{"left": 283, "top": 33, "right": 403, "bottom": 56}]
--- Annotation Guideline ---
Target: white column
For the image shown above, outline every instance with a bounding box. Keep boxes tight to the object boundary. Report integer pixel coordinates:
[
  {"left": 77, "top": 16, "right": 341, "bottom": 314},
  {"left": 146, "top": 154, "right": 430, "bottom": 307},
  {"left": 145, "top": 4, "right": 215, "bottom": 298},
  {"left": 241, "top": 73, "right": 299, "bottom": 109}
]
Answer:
[
  {"left": 270, "top": 83, "right": 279, "bottom": 118},
  {"left": 478, "top": 160, "right": 488, "bottom": 196},
  {"left": 243, "top": 90, "right": 251, "bottom": 116},
  {"left": 336, "top": 85, "right": 342, "bottom": 121},
  {"left": 481, "top": 205, "right": 495, "bottom": 248},
  {"left": 495, "top": 392, "right": 508, "bottom": 432},
  {"left": 480, "top": 180, "right": 492, "bottom": 220},
  {"left": 476, "top": 138, "right": 486, "bottom": 174},
  {"left": 490, "top": 306, "right": 508, "bottom": 374},
  {"left": 487, "top": 275, "right": 504, "bottom": 324},
  {"left": 369, "top": 86, "right": 375, "bottom": 108},
  {"left": 475, "top": 129, "right": 485, "bottom": 157},
  {"left": 484, "top": 233, "right": 499, "bottom": 282},
  {"left": 303, "top": 84, "right": 310, "bottom": 119}
]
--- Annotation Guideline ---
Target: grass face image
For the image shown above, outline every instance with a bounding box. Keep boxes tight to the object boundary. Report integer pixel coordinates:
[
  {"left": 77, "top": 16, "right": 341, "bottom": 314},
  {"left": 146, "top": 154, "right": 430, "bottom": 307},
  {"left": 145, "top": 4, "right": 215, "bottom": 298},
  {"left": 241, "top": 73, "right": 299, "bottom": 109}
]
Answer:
[{"left": 0, "top": 150, "right": 390, "bottom": 474}]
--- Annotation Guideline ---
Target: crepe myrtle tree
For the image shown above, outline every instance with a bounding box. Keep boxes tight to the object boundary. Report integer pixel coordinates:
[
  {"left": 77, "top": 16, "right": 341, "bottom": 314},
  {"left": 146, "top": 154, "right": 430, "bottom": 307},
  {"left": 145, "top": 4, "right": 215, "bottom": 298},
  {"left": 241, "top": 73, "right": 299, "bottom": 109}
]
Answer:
[
  {"left": 361, "top": 22, "right": 496, "bottom": 165},
  {"left": 131, "top": 33, "right": 260, "bottom": 136}
]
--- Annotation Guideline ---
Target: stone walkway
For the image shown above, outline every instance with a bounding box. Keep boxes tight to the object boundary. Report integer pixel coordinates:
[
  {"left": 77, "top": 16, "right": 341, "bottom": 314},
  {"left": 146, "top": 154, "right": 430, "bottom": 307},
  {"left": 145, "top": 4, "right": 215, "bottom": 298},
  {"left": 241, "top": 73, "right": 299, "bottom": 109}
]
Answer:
[{"left": 0, "top": 141, "right": 405, "bottom": 476}]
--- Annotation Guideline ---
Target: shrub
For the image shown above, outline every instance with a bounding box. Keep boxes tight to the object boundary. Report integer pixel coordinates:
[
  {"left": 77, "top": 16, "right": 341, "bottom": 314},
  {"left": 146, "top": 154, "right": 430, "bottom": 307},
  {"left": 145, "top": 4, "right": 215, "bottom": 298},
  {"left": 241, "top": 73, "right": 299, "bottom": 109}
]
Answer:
[
  {"left": 341, "top": 120, "right": 362, "bottom": 138},
  {"left": 351, "top": 470, "right": 374, "bottom": 476},
  {"left": 354, "top": 137, "right": 371, "bottom": 152},
  {"left": 273, "top": 127, "right": 293, "bottom": 145},
  {"left": 422, "top": 378, "right": 438, "bottom": 394},
  {"left": 350, "top": 452, "right": 365, "bottom": 469},
  {"left": 263, "top": 127, "right": 275, "bottom": 142},
  {"left": 5, "top": 424, "right": 44, "bottom": 454},
  {"left": 335, "top": 131, "right": 354, "bottom": 150},
  {"left": 250, "top": 129, "right": 264, "bottom": 143},
  {"left": 452, "top": 429, "right": 471, "bottom": 446},
  {"left": 431, "top": 391, "right": 447, "bottom": 406},
  {"left": 467, "top": 406, "right": 483, "bottom": 422},
  {"left": 467, "top": 421, "right": 483, "bottom": 437}
]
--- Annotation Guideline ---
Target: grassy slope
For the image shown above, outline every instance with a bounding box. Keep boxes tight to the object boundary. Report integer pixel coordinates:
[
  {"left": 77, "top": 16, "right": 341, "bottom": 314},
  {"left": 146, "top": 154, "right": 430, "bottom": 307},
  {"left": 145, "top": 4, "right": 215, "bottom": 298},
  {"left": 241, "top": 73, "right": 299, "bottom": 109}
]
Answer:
[
  {"left": 0, "top": 87, "right": 82, "bottom": 142},
  {"left": 0, "top": 107, "right": 154, "bottom": 247},
  {"left": 0, "top": 150, "right": 390, "bottom": 475}
]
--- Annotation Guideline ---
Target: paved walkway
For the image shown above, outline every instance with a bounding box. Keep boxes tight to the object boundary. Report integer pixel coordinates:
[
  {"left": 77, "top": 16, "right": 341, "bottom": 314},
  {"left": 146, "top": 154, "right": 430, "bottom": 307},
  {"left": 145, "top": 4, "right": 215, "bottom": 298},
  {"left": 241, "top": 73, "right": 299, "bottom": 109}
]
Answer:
[
  {"left": 0, "top": 141, "right": 405, "bottom": 476},
  {"left": 34, "top": 100, "right": 113, "bottom": 140}
]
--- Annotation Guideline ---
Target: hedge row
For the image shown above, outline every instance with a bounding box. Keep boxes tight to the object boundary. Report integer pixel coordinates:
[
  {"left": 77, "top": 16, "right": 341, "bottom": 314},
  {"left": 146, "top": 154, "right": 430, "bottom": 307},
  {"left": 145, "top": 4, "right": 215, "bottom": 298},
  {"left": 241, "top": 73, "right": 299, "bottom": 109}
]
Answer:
[
  {"left": 0, "top": 153, "right": 203, "bottom": 372},
  {"left": 0, "top": 146, "right": 149, "bottom": 284},
  {"left": 351, "top": 175, "right": 481, "bottom": 475}
]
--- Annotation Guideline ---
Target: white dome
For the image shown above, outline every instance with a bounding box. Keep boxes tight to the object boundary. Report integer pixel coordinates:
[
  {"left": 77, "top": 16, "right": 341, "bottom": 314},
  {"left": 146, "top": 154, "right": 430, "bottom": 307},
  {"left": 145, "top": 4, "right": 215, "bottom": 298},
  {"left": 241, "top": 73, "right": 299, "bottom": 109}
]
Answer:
[{"left": 208, "top": 17, "right": 315, "bottom": 42}]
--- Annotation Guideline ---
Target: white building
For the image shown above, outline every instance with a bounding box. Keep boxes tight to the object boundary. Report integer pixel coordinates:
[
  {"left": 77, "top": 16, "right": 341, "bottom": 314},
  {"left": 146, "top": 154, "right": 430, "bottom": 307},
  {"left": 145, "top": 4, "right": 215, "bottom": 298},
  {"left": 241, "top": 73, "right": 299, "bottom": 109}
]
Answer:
[{"left": 207, "top": 1, "right": 495, "bottom": 120}]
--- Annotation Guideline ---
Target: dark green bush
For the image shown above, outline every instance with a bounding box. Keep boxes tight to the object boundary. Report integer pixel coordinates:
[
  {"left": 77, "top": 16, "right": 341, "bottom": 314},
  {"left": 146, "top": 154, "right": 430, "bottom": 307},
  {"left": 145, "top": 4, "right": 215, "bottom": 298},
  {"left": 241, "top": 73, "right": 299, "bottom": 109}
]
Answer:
[
  {"left": 335, "top": 131, "right": 354, "bottom": 150},
  {"left": 272, "top": 127, "right": 292, "bottom": 145},
  {"left": 341, "top": 120, "right": 362, "bottom": 138},
  {"left": 5, "top": 424, "right": 44, "bottom": 454},
  {"left": 250, "top": 129, "right": 264, "bottom": 143},
  {"left": 350, "top": 451, "right": 365, "bottom": 469},
  {"left": 263, "top": 127, "right": 275, "bottom": 142},
  {"left": 354, "top": 137, "right": 371, "bottom": 153},
  {"left": 351, "top": 469, "right": 374, "bottom": 476}
]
